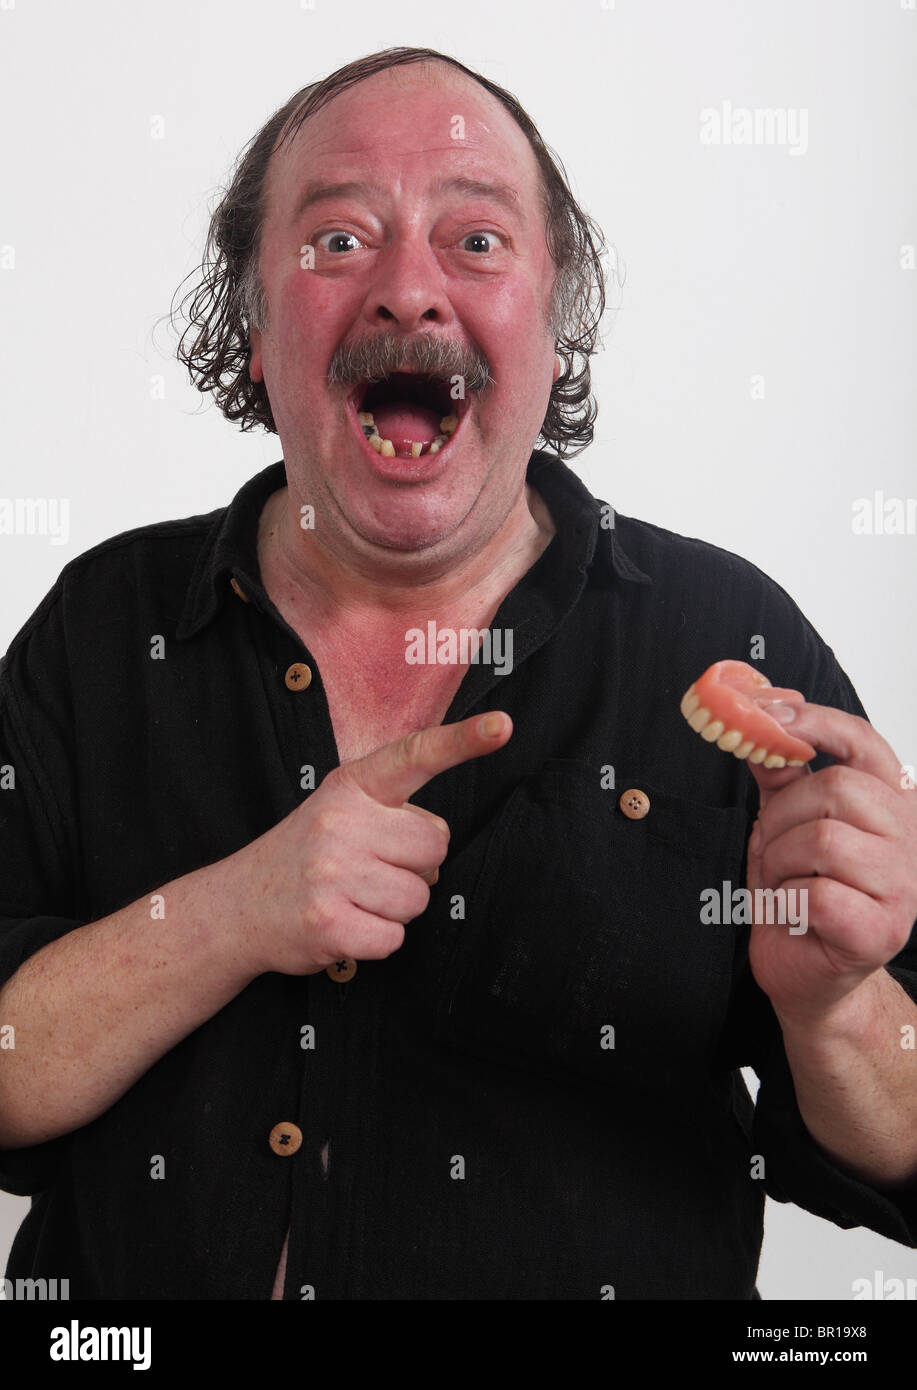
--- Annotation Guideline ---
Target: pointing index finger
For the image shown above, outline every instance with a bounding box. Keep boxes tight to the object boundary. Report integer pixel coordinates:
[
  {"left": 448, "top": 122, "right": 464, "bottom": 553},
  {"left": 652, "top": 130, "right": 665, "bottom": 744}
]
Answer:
[{"left": 344, "top": 711, "right": 513, "bottom": 808}]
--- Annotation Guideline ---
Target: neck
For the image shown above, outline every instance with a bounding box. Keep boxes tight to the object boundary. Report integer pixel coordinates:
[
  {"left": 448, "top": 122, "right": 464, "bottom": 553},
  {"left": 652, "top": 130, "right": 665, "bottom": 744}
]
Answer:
[{"left": 259, "top": 480, "right": 556, "bottom": 627}]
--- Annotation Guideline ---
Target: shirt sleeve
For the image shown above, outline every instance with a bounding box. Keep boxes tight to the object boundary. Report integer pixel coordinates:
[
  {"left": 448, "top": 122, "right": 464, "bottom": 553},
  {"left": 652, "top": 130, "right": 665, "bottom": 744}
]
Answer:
[
  {"left": 739, "top": 643, "right": 917, "bottom": 1247},
  {"left": 0, "top": 586, "right": 88, "bottom": 1196}
]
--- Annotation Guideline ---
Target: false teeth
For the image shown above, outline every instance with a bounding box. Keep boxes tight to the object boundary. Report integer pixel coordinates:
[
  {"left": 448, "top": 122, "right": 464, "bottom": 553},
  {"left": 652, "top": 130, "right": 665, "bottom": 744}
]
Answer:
[{"left": 679, "top": 664, "right": 815, "bottom": 767}]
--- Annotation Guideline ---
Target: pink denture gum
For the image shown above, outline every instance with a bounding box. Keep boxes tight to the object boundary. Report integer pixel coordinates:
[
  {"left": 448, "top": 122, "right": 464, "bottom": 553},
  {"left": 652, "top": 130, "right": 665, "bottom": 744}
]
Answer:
[{"left": 680, "top": 660, "right": 816, "bottom": 768}]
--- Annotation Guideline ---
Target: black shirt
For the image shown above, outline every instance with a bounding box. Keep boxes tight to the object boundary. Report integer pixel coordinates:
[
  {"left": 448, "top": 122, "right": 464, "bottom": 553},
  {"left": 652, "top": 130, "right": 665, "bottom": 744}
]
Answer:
[{"left": 1, "top": 452, "right": 915, "bottom": 1299}]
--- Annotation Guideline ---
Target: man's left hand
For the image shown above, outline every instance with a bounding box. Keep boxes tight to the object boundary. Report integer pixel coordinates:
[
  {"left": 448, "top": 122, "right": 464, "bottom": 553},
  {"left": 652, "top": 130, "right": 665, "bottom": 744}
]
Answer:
[{"left": 745, "top": 701, "right": 917, "bottom": 1025}]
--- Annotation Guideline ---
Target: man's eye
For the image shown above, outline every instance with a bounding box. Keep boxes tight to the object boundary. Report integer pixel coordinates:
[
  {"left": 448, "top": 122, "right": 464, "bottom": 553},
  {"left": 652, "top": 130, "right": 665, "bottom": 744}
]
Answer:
[
  {"left": 316, "top": 231, "right": 363, "bottom": 254},
  {"left": 460, "top": 232, "right": 504, "bottom": 254}
]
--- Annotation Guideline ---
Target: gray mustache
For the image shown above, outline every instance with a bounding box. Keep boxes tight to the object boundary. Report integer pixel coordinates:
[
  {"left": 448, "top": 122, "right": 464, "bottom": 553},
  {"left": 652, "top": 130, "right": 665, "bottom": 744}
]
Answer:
[{"left": 327, "top": 336, "right": 493, "bottom": 392}]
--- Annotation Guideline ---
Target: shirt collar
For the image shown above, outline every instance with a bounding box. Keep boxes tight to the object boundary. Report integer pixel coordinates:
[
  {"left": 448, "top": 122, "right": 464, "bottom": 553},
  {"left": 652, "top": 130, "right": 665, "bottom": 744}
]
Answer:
[
  {"left": 176, "top": 450, "right": 650, "bottom": 642},
  {"left": 526, "top": 450, "right": 652, "bottom": 587}
]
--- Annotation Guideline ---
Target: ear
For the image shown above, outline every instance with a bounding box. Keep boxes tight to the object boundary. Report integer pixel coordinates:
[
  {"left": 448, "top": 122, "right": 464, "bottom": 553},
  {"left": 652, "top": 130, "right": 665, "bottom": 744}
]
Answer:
[{"left": 249, "top": 326, "right": 264, "bottom": 384}]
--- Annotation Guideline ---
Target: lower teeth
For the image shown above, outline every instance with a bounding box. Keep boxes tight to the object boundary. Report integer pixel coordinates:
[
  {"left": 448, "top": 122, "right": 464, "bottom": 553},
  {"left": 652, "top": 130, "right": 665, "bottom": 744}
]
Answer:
[{"left": 357, "top": 409, "right": 454, "bottom": 458}]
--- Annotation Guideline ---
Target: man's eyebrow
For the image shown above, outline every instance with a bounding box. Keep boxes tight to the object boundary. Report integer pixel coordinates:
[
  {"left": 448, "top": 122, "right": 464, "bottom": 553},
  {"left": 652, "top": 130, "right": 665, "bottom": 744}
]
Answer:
[
  {"left": 431, "top": 177, "right": 524, "bottom": 220},
  {"left": 292, "top": 176, "right": 525, "bottom": 224},
  {"left": 293, "top": 180, "right": 388, "bottom": 220}
]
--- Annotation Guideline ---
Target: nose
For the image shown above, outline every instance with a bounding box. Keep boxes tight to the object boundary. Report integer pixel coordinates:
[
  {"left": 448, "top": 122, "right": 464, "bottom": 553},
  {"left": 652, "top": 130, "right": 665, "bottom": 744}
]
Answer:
[{"left": 359, "top": 233, "right": 455, "bottom": 333}]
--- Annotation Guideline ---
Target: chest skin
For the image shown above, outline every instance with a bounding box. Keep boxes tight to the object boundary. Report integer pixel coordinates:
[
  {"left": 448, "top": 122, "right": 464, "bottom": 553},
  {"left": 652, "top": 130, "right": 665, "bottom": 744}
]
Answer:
[
  {"left": 252, "top": 543, "right": 484, "bottom": 762},
  {"left": 297, "top": 636, "right": 469, "bottom": 764},
  {"left": 256, "top": 483, "right": 556, "bottom": 765}
]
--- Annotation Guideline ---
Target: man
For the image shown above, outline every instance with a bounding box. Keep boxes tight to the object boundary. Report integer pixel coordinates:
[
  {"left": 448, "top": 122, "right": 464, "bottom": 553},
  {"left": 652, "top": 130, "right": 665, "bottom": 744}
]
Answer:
[{"left": 0, "top": 47, "right": 915, "bottom": 1300}]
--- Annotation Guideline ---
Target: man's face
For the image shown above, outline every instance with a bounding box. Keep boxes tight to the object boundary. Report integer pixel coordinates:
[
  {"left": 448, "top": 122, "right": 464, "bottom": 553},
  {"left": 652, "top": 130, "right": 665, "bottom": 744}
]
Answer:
[{"left": 249, "top": 62, "right": 559, "bottom": 563}]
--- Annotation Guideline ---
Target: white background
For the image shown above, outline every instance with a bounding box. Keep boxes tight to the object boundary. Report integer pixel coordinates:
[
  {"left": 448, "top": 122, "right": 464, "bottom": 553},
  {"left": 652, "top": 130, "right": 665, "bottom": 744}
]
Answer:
[{"left": 1, "top": 0, "right": 915, "bottom": 1300}]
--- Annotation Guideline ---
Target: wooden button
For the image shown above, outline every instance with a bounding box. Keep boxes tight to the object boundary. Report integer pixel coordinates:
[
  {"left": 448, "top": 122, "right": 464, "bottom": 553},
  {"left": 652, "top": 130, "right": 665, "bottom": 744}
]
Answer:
[
  {"left": 229, "top": 576, "right": 250, "bottom": 603},
  {"left": 269, "top": 1121, "right": 303, "bottom": 1156},
  {"left": 325, "top": 957, "right": 357, "bottom": 983},
  {"left": 284, "top": 662, "right": 312, "bottom": 691},
  {"left": 619, "top": 788, "right": 650, "bottom": 820}
]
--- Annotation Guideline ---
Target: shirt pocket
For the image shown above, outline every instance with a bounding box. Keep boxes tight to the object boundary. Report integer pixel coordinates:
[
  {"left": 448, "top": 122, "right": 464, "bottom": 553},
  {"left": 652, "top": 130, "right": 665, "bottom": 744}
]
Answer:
[{"left": 436, "top": 758, "right": 751, "bottom": 1088}]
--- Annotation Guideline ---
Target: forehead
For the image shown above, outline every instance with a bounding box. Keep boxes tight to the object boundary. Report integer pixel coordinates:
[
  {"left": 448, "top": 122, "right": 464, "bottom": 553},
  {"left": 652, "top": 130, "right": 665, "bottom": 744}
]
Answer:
[{"left": 264, "top": 63, "right": 543, "bottom": 219}]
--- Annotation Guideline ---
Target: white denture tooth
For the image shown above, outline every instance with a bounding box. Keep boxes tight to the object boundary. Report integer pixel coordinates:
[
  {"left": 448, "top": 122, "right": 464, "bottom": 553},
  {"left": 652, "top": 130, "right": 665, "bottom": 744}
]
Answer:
[
  {"left": 380, "top": 439, "right": 396, "bottom": 457},
  {"left": 368, "top": 434, "right": 383, "bottom": 453},
  {"left": 430, "top": 436, "right": 448, "bottom": 454},
  {"left": 411, "top": 442, "right": 423, "bottom": 458},
  {"left": 717, "top": 729, "right": 744, "bottom": 751},
  {"left": 787, "top": 759, "right": 805, "bottom": 767},
  {"left": 734, "top": 740, "right": 755, "bottom": 760},
  {"left": 701, "top": 719, "right": 725, "bottom": 742},
  {"left": 688, "top": 707, "right": 711, "bottom": 733},
  {"left": 440, "top": 415, "right": 458, "bottom": 435},
  {"left": 748, "top": 746, "right": 769, "bottom": 764},
  {"left": 764, "top": 753, "right": 787, "bottom": 768},
  {"left": 681, "top": 691, "right": 700, "bottom": 719},
  {"left": 358, "top": 411, "right": 375, "bottom": 426}
]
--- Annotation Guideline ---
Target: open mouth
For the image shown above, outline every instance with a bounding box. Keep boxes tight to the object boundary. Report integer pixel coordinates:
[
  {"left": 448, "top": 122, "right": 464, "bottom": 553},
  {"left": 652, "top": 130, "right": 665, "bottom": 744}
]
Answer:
[{"left": 346, "top": 370, "right": 470, "bottom": 461}]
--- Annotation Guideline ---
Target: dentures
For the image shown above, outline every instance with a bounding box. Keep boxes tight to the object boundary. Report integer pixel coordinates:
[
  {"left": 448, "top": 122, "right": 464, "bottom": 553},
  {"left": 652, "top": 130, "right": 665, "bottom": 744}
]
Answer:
[
  {"left": 680, "top": 660, "right": 816, "bottom": 768},
  {"left": 357, "top": 410, "right": 458, "bottom": 459}
]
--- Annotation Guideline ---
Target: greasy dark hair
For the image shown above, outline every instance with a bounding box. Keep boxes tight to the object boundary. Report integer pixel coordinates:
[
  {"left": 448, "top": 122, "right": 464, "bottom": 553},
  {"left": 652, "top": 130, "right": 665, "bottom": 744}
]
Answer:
[{"left": 170, "top": 47, "right": 612, "bottom": 458}]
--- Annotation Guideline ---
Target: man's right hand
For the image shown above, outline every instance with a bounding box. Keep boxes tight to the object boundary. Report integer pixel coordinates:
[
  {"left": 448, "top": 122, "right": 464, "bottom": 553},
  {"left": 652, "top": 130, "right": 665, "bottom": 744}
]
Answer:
[
  {"left": 229, "top": 711, "right": 513, "bottom": 977},
  {"left": 0, "top": 711, "right": 514, "bottom": 1150}
]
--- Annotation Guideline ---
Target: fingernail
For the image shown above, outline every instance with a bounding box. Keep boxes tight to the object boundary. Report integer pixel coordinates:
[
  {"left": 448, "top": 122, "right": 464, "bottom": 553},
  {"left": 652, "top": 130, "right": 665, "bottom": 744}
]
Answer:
[
  {"left": 763, "top": 702, "right": 796, "bottom": 724},
  {"left": 479, "top": 713, "right": 504, "bottom": 738}
]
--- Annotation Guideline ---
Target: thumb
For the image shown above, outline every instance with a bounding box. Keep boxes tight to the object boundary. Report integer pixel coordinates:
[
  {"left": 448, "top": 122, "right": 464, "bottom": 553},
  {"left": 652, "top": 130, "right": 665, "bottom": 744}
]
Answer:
[
  {"left": 340, "top": 711, "right": 513, "bottom": 808},
  {"left": 745, "top": 759, "right": 809, "bottom": 894}
]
